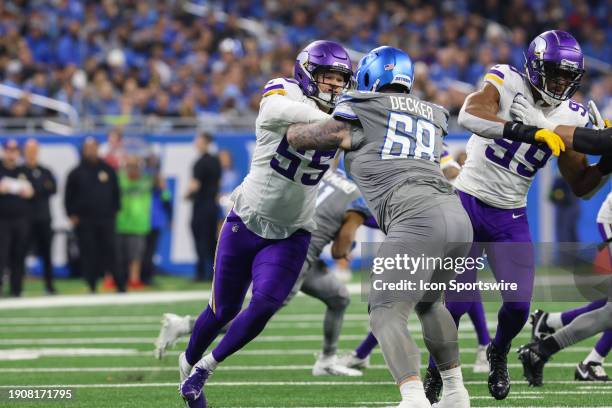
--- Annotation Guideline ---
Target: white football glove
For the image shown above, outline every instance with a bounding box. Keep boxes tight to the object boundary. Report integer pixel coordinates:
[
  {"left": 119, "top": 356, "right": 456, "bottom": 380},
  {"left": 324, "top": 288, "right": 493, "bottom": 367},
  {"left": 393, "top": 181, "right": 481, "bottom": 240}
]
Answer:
[
  {"left": 510, "top": 94, "right": 556, "bottom": 130},
  {"left": 588, "top": 100, "right": 611, "bottom": 130}
]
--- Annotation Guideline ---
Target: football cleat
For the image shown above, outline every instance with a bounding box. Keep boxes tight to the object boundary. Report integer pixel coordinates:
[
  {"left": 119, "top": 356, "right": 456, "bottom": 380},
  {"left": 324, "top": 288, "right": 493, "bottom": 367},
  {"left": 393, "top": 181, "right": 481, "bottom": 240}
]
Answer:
[
  {"left": 530, "top": 309, "right": 555, "bottom": 341},
  {"left": 433, "top": 386, "right": 470, "bottom": 408},
  {"left": 312, "top": 354, "right": 363, "bottom": 376},
  {"left": 473, "top": 344, "right": 489, "bottom": 373},
  {"left": 487, "top": 343, "right": 511, "bottom": 399},
  {"left": 396, "top": 393, "right": 432, "bottom": 408},
  {"left": 155, "top": 313, "right": 192, "bottom": 359},
  {"left": 575, "top": 361, "right": 609, "bottom": 382},
  {"left": 337, "top": 352, "right": 370, "bottom": 369},
  {"left": 423, "top": 365, "right": 442, "bottom": 404},
  {"left": 180, "top": 366, "right": 210, "bottom": 408},
  {"left": 517, "top": 342, "right": 548, "bottom": 387}
]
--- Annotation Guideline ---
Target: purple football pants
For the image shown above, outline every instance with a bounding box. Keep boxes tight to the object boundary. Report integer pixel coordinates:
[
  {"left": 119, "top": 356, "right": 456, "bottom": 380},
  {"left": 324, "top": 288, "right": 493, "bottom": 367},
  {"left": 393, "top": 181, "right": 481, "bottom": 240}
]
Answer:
[{"left": 185, "top": 210, "right": 311, "bottom": 365}]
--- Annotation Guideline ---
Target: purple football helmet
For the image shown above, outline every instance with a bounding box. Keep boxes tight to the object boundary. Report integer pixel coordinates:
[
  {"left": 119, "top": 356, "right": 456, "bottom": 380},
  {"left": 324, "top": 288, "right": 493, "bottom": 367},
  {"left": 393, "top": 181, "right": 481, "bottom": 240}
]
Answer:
[
  {"left": 294, "top": 40, "right": 354, "bottom": 109},
  {"left": 525, "top": 30, "right": 584, "bottom": 106}
]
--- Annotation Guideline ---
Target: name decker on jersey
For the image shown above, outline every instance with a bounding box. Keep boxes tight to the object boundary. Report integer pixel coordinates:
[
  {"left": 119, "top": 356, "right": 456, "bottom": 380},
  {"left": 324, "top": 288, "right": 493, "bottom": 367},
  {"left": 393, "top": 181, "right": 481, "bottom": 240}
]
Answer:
[{"left": 454, "top": 64, "right": 590, "bottom": 209}]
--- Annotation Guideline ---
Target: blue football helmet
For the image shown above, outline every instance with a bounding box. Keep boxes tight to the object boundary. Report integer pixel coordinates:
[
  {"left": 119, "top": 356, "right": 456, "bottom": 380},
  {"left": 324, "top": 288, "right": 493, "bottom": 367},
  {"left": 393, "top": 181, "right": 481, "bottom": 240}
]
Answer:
[{"left": 355, "top": 46, "right": 414, "bottom": 93}]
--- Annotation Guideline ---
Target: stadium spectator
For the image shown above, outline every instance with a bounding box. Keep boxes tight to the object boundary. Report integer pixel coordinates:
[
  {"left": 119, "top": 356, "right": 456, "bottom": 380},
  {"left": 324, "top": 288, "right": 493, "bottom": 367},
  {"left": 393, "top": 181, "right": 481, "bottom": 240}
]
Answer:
[
  {"left": 116, "top": 154, "right": 154, "bottom": 290},
  {"left": 187, "top": 132, "right": 221, "bottom": 282},
  {"left": 23, "top": 139, "right": 57, "bottom": 294},
  {"left": 100, "top": 128, "right": 125, "bottom": 170},
  {"left": 141, "top": 153, "right": 172, "bottom": 286},
  {"left": 0, "top": 139, "right": 33, "bottom": 297},
  {"left": 64, "top": 137, "right": 122, "bottom": 292}
]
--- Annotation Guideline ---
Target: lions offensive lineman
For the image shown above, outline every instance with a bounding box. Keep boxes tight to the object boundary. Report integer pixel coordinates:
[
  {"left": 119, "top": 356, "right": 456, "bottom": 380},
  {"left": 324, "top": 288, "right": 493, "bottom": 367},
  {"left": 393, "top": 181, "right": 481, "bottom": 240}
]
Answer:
[
  {"left": 285, "top": 44, "right": 565, "bottom": 408},
  {"left": 179, "top": 40, "right": 353, "bottom": 407},
  {"left": 440, "top": 30, "right": 611, "bottom": 401}
]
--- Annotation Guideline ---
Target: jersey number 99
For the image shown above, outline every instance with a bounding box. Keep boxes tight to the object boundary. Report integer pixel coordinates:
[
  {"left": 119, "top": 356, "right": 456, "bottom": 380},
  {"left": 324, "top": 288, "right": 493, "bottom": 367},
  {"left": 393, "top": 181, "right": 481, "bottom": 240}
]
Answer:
[{"left": 380, "top": 112, "right": 437, "bottom": 161}]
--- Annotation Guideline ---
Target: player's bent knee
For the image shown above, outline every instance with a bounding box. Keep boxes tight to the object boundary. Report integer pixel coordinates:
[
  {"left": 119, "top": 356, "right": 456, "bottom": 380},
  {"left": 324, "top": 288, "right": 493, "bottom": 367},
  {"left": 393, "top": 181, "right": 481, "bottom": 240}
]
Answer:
[
  {"left": 214, "top": 305, "right": 242, "bottom": 325},
  {"left": 502, "top": 301, "right": 531, "bottom": 314},
  {"left": 326, "top": 293, "right": 350, "bottom": 311}
]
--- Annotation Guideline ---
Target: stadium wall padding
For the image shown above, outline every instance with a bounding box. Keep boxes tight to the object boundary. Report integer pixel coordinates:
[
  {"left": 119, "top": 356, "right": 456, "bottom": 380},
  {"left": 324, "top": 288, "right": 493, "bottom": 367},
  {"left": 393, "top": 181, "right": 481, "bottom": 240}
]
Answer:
[{"left": 0, "top": 133, "right": 607, "bottom": 277}]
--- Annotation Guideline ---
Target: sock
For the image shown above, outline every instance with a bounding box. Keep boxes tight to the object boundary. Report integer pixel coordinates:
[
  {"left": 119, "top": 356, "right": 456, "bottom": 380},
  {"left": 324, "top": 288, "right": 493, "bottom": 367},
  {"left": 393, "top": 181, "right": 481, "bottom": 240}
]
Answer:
[
  {"left": 547, "top": 312, "right": 563, "bottom": 330},
  {"left": 355, "top": 332, "right": 378, "bottom": 359},
  {"left": 584, "top": 349, "right": 605, "bottom": 365},
  {"left": 197, "top": 353, "right": 219, "bottom": 372},
  {"left": 539, "top": 336, "right": 561, "bottom": 359},
  {"left": 399, "top": 379, "right": 425, "bottom": 400},
  {"left": 440, "top": 366, "right": 464, "bottom": 393}
]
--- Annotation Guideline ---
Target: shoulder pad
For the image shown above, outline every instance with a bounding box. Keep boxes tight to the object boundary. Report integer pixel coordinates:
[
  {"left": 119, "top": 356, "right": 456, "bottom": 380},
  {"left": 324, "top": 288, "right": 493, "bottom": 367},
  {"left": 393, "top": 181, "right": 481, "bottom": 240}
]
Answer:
[{"left": 261, "top": 77, "right": 303, "bottom": 100}]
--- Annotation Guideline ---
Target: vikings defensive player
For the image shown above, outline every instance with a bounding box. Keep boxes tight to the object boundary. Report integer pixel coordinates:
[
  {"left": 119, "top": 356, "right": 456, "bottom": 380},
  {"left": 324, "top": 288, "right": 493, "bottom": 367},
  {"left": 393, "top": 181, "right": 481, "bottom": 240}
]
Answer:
[
  {"left": 179, "top": 40, "right": 353, "bottom": 407},
  {"left": 439, "top": 30, "right": 611, "bottom": 401},
  {"left": 156, "top": 169, "right": 376, "bottom": 376}
]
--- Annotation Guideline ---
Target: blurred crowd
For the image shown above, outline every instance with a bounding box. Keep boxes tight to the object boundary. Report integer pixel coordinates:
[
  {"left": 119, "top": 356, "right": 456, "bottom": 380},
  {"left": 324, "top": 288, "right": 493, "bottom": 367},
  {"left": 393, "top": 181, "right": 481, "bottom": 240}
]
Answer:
[
  {"left": 0, "top": 130, "right": 241, "bottom": 297},
  {"left": 0, "top": 0, "right": 608, "bottom": 124}
]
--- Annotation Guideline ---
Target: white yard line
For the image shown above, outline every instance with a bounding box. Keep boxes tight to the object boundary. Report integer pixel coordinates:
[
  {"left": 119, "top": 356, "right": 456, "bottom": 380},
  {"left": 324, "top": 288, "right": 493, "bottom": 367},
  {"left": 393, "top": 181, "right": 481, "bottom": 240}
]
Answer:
[{"left": 0, "top": 362, "right": 606, "bottom": 373}]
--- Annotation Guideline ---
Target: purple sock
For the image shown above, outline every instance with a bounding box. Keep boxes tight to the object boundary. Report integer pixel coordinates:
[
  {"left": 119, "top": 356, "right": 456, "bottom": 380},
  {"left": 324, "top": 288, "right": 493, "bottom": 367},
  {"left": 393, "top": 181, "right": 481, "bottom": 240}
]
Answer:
[
  {"left": 185, "top": 306, "right": 234, "bottom": 366},
  {"left": 212, "top": 295, "right": 282, "bottom": 362},
  {"left": 493, "top": 302, "right": 530, "bottom": 350},
  {"left": 355, "top": 332, "right": 378, "bottom": 359},
  {"left": 561, "top": 299, "right": 607, "bottom": 326},
  {"left": 468, "top": 301, "right": 491, "bottom": 346},
  {"left": 595, "top": 330, "right": 612, "bottom": 358}
]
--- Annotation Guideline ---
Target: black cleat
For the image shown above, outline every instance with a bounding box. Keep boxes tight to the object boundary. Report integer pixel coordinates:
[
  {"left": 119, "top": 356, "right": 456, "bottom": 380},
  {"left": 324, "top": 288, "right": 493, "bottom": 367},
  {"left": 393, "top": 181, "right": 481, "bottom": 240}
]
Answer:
[
  {"left": 423, "top": 365, "right": 442, "bottom": 404},
  {"left": 487, "top": 343, "right": 511, "bottom": 400},
  {"left": 575, "top": 361, "right": 609, "bottom": 382},
  {"left": 517, "top": 342, "right": 548, "bottom": 387},
  {"left": 530, "top": 309, "right": 555, "bottom": 341}
]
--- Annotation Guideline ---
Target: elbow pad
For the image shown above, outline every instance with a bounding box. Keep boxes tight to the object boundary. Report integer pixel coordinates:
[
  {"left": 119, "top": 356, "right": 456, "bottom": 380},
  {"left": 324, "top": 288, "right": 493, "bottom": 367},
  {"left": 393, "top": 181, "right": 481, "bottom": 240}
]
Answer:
[{"left": 573, "top": 127, "right": 612, "bottom": 155}]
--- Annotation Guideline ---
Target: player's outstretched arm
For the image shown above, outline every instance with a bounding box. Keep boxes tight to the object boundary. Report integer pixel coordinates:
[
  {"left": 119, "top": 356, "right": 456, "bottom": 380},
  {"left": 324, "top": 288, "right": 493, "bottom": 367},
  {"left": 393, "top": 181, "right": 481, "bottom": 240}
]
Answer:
[
  {"left": 331, "top": 211, "right": 366, "bottom": 259},
  {"left": 287, "top": 118, "right": 352, "bottom": 151},
  {"left": 552, "top": 125, "right": 612, "bottom": 156},
  {"left": 459, "top": 83, "right": 565, "bottom": 156},
  {"left": 558, "top": 149, "right": 609, "bottom": 198}
]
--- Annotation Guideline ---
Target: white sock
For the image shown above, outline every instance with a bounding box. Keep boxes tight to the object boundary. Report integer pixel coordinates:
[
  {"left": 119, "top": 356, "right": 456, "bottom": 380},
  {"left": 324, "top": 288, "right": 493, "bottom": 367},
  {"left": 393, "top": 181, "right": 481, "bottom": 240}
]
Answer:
[
  {"left": 440, "top": 366, "right": 464, "bottom": 393},
  {"left": 198, "top": 353, "right": 219, "bottom": 372},
  {"left": 399, "top": 379, "right": 426, "bottom": 400},
  {"left": 547, "top": 312, "right": 563, "bottom": 330},
  {"left": 584, "top": 349, "right": 605, "bottom": 365}
]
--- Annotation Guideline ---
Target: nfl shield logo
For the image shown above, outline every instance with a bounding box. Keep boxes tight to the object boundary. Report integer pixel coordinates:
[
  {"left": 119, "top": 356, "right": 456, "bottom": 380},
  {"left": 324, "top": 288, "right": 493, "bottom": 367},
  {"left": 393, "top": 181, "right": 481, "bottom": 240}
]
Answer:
[
  {"left": 384, "top": 63, "right": 394, "bottom": 71},
  {"left": 232, "top": 224, "right": 239, "bottom": 233}
]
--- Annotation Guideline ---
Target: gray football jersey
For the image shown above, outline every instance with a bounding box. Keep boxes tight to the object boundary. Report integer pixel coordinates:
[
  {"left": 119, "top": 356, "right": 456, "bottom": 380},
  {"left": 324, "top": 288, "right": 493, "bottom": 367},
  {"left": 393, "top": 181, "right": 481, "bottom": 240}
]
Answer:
[
  {"left": 306, "top": 169, "right": 371, "bottom": 264},
  {"left": 333, "top": 91, "right": 455, "bottom": 233}
]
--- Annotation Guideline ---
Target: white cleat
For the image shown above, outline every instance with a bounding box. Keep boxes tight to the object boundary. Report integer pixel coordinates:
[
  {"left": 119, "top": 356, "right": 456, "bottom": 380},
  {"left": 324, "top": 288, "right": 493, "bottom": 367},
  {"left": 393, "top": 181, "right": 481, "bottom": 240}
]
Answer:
[
  {"left": 178, "top": 352, "right": 193, "bottom": 382},
  {"left": 155, "top": 313, "right": 192, "bottom": 359},
  {"left": 473, "top": 344, "right": 489, "bottom": 373},
  {"left": 337, "top": 352, "right": 370, "bottom": 369},
  {"left": 312, "top": 355, "right": 363, "bottom": 377},
  {"left": 432, "top": 387, "right": 470, "bottom": 408},
  {"left": 396, "top": 395, "right": 432, "bottom": 408}
]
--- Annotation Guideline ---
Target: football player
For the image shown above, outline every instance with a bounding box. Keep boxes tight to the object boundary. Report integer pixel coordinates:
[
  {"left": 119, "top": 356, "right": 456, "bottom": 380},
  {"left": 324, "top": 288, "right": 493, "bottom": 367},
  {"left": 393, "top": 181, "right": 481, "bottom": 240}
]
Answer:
[
  {"left": 283, "top": 43, "right": 560, "bottom": 408},
  {"left": 431, "top": 30, "right": 612, "bottom": 401},
  {"left": 179, "top": 40, "right": 353, "bottom": 407},
  {"left": 157, "top": 168, "right": 376, "bottom": 376}
]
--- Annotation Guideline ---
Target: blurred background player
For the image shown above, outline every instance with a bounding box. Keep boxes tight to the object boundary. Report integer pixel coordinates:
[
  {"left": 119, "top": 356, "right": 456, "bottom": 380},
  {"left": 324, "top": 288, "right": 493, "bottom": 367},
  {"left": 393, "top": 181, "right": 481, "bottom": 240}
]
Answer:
[
  {"left": 179, "top": 40, "right": 353, "bottom": 407},
  {"left": 441, "top": 30, "right": 605, "bottom": 401},
  {"left": 65, "top": 137, "right": 122, "bottom": 293},
  {"left": 286, "top": 45, "right": 475, "bottom": 408},
  {"left": 186, "top": 132, "right": 221, "bottom": 282},
  {"left": 0, "top": 139, "right": 33, "bottom": 297},
  {"left": 23, "top": 138, "right": 57, "bottom": 295},
  {"left": 156, "top": 169, "right": 375, "bottom": 376}
]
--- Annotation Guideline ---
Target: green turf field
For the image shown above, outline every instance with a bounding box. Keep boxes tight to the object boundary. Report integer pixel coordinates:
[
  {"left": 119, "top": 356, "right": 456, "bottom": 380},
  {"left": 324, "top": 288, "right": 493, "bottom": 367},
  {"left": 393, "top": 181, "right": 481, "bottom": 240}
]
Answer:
[{"left": 0, "top": 277, "right": 610, "bottom": 407}]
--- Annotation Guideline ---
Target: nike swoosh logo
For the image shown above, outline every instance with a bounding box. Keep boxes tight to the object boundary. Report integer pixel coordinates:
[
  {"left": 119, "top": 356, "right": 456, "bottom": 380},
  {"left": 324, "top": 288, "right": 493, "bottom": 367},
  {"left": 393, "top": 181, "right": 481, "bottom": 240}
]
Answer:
[
  {"left": 577, "top": 365, "right": 589, "bottom": 378},
  {"left": 512, "top": 213, "right": 525, "bottom": 219}
]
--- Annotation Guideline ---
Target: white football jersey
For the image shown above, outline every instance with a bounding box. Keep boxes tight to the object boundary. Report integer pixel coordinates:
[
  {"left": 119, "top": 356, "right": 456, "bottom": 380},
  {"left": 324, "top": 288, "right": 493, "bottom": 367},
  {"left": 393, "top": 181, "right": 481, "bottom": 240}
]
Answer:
[
  {"left": 454, "top": 64, "right": 590, "bottom": 209},
  {"left": 597, "top": 191, "right": 612, "bottom": 225},
  {"left": 231, "top": 77, "right": 336, "bottom": 239}
]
